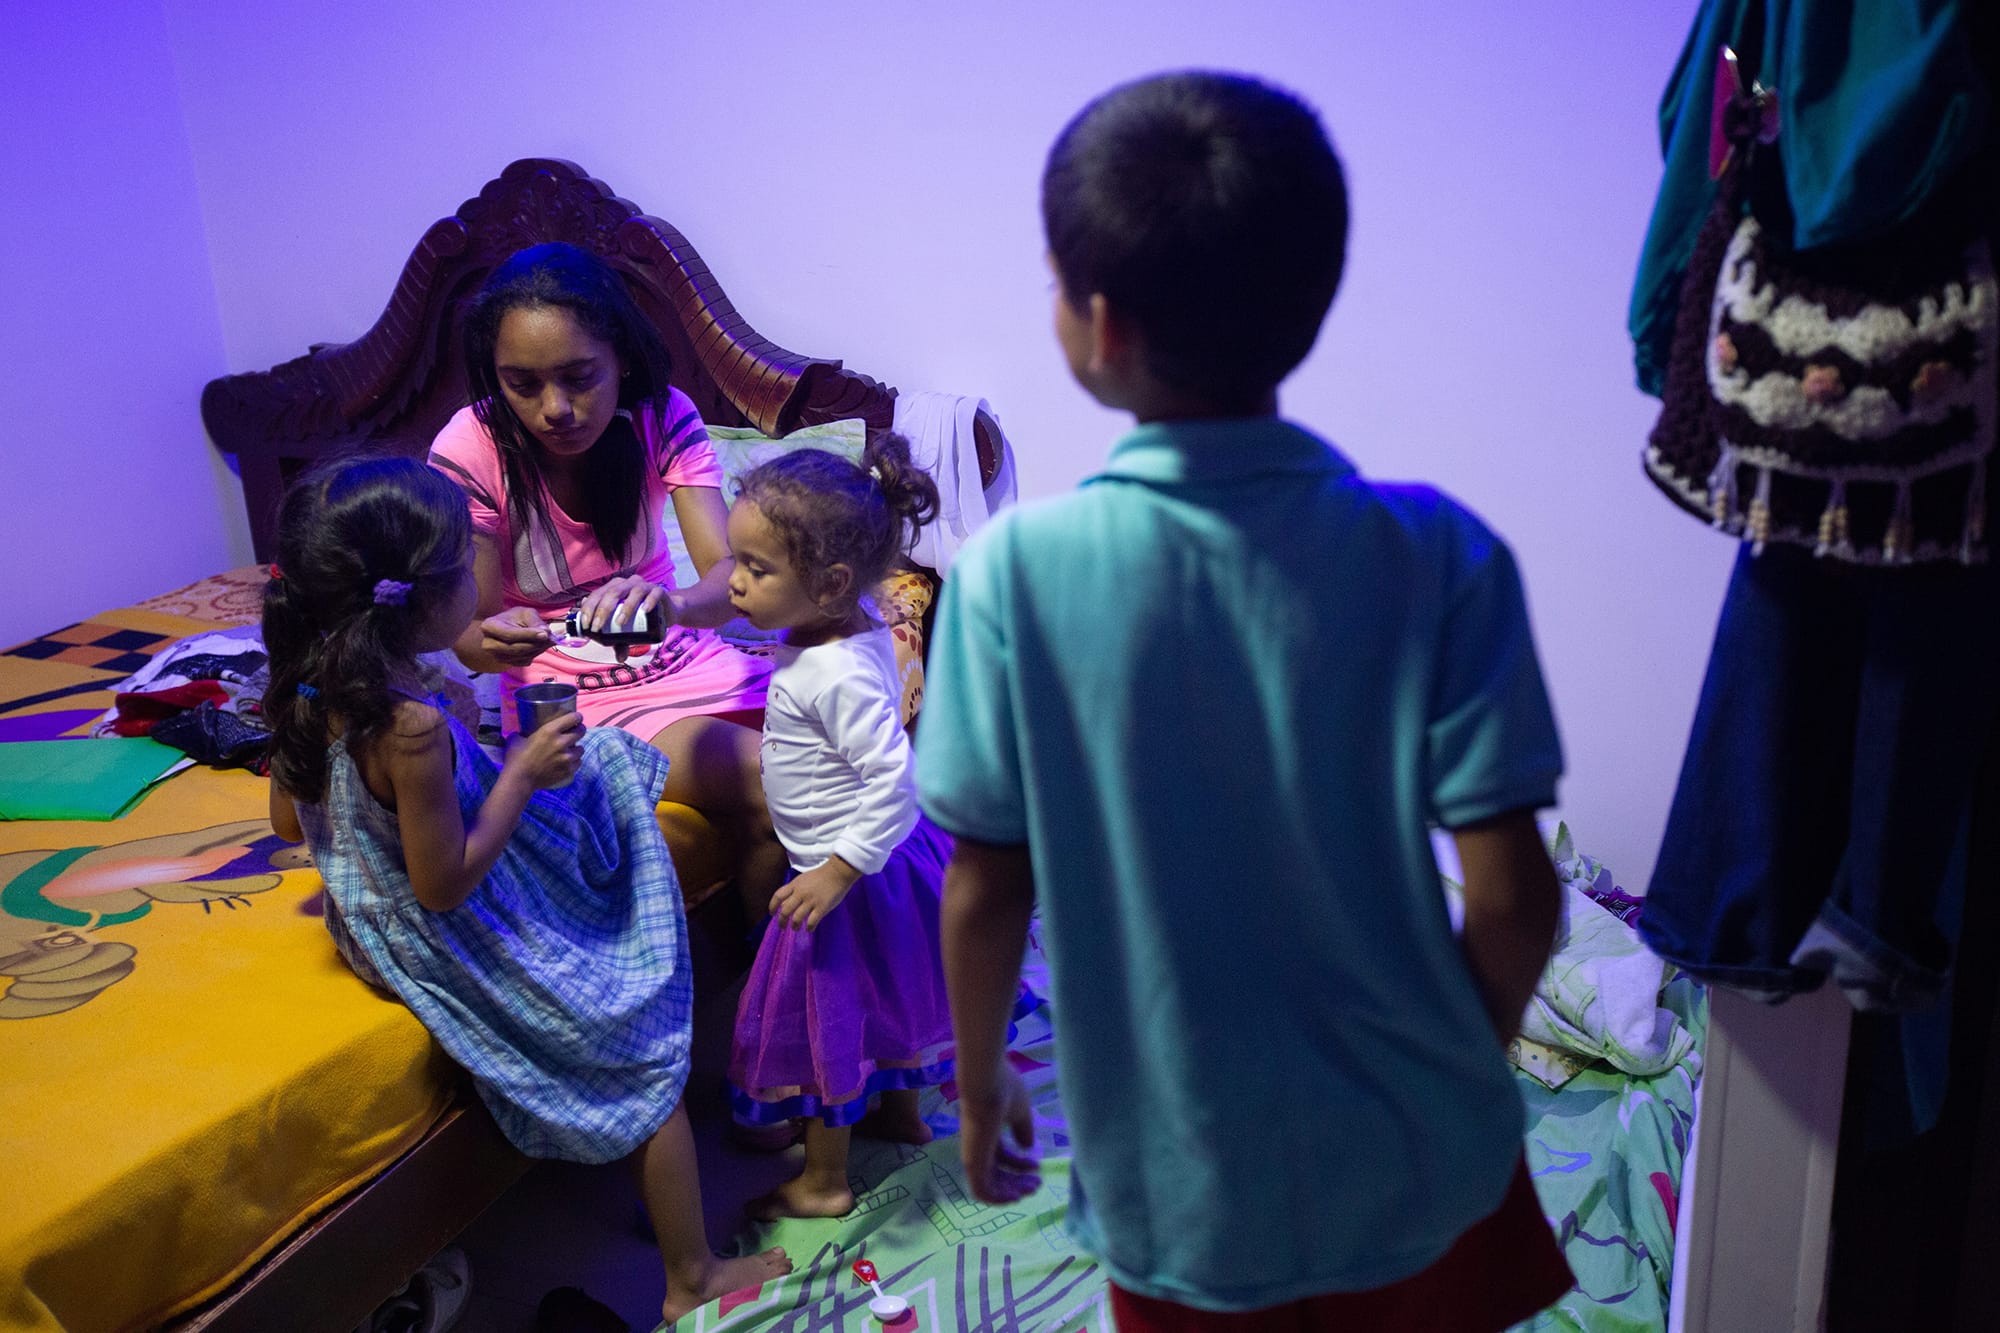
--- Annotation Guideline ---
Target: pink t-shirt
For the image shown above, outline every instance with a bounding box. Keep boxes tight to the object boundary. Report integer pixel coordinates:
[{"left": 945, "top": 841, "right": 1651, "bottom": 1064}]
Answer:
[
  {"left": 428, "top": 390, "right": 769, "bottom": 737},
  {"left": 428, "top": 390, "right": 722, "bottom": 612}
]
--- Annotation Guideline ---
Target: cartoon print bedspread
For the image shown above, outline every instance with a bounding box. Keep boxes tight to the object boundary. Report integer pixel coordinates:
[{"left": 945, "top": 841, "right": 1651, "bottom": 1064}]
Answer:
[
  {"left": 1514, "top": 977, "right": 1706, "bottom": 1332},
  {"left": 665, "top": 957, "right": 1707, "bottom": 1333},
  {"left": 0, "top": 574, "right": 452, "bottom": 1333}
]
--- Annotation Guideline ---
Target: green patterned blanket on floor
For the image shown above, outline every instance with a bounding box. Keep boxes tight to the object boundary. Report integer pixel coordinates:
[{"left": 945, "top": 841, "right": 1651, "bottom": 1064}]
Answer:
[
  {"left": 676, "top": 994, "right": 1110, "bottom": 1333},
  {"left": 667, "top": 958, "right": 1706, "bottom": 1332},
  {"left": 1515, "top": 976, "right": 1705, "bottom": 1332}
]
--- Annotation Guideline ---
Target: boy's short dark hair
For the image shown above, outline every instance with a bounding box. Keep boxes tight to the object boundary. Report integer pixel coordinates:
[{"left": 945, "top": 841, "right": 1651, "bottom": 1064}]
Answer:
[{"left": 1042, "top": 71, "right": 1348, "bottom": 406}]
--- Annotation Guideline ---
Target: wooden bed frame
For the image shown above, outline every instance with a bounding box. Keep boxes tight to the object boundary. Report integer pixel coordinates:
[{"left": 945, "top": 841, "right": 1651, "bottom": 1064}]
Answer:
[
  {"left": 202, "top": 157, "right": 995, "bottom": 561},
  {"left": 178, "top": 158, "right": 996, "bottom": 1332}
]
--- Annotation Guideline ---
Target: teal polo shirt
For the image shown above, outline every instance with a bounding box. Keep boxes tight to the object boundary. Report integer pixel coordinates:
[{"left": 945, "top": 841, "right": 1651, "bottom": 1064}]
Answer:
[{"left": 917, "top": 417, "right": 1563, "bottom": 1310}]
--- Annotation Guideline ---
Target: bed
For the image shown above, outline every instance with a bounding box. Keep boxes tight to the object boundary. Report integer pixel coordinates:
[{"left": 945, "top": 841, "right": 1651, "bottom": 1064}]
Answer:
[
  {"left": 0, "top": 158, "right": 1007, "bottom": 1333},
  {"left": 647, "top": 837, "right": 1707, "bottom": 1333}
]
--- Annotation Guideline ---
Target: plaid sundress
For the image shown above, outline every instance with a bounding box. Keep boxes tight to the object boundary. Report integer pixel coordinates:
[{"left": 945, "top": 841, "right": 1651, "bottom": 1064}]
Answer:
[{"left": 297, "top": 714, "right": 691, "bottom": 1163}]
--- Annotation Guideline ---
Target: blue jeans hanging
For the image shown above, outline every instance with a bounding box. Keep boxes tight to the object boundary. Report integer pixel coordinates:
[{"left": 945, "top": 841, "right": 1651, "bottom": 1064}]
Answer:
[{"left": 1640, "top": 543, "right": 2000, "bottom": 1014}]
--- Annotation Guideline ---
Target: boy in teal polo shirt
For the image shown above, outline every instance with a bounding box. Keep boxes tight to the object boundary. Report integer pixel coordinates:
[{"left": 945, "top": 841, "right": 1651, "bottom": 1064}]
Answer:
[{"left": 918, "top": 72, "right": 1575, "bottom": 1329}]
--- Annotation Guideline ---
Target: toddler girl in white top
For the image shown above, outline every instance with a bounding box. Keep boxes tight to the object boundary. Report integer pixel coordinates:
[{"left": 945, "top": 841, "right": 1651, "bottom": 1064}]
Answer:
[{"left": 725, "top": 432, "right": 955, "bottom": 1219}]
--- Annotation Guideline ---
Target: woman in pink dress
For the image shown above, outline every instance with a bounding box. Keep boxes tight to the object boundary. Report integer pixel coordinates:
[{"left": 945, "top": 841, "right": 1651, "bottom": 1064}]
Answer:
[{"left": 430, "top": 242, "right": 784, "bottom": 908}]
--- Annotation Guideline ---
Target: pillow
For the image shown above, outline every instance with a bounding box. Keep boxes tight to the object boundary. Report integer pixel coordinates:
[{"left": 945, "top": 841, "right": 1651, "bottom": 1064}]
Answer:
[
  {"left": 705, "top": 419, "right": 868, "bottom": 504},
  {"left": 671, "top": 421, "right": 937, "bottom": 707},
  {"left": 663, "top": 418, "right": 868, "bottom": 588},
  {"left": 878, "top": 570, "right": 935, "bottom": 724}
]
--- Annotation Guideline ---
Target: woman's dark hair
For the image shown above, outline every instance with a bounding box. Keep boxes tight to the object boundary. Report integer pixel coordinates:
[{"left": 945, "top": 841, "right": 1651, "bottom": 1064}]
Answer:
[
  {"left": 262, "top": 455, "right": 473, "bottom": 804},
  {"left": 735, "top": 432, "right": 940, "bottom": 612},
  {"left": 460, "top": 242, "right": 682, "bottom": 565},
  {"left": 1042, "top": 71, "right": 1349, "bottom": 408}
]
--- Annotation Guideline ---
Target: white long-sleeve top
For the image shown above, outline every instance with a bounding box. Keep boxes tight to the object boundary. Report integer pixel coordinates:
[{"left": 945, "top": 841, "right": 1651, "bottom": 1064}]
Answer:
[{"left": 760, "top": 628, "right": 918, "bottom": 875}]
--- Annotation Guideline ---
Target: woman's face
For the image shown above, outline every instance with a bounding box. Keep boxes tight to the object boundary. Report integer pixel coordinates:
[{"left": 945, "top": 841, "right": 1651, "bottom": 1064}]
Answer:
[{"left": 492, "top": 305, "right": 624, "bottom": 462}]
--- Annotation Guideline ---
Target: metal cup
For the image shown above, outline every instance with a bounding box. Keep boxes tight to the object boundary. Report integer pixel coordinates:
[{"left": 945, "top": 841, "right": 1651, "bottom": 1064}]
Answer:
[{"left": 515, "top": 681, "right": 579, "bottom": 734}]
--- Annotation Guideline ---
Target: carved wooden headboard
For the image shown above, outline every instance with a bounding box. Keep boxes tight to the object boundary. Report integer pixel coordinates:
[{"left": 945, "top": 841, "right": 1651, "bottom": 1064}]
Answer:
[{"left": 202, "top": 158, "right": 992, "bottom": 560}]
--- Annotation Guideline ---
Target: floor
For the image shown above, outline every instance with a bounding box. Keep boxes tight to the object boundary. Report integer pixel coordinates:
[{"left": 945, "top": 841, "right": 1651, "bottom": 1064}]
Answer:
[{"left": 441, "top": 964, "right": 800, "bottom": 1333}]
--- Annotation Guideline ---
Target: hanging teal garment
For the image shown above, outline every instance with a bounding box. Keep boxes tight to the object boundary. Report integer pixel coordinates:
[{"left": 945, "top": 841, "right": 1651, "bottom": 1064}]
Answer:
[{"left": 1627, "top": 0, "right": 1990, "bottom": 396}]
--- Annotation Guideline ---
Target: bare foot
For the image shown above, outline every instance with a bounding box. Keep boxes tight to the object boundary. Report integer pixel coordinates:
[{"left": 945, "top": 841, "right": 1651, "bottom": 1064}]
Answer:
[
  {"left": 856, "top": 1101, "right": 934, "bottom": 1145},
  {"left": 661, "top": 1247, "right": 790, "bottom": 1326},
  {"left": 748, "top": 1175, "right": 856, "bottom": 1220}
]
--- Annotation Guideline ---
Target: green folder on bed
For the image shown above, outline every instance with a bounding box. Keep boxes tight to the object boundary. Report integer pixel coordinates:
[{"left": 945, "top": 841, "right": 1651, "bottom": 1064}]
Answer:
[{"left": 0, "top": 738, "right": 188, "bottom": 821}]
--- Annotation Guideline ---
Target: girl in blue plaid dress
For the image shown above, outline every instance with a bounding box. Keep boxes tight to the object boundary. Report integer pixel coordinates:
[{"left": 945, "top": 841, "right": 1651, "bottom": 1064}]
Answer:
[{"left": 262, "top": 456, "right": 788, "bottom": 1325}]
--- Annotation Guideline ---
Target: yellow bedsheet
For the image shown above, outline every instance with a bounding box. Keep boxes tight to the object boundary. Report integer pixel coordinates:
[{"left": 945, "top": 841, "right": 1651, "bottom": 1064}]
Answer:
[{"left": 0, "top": 593, "right": 452, "bottom": 1332}]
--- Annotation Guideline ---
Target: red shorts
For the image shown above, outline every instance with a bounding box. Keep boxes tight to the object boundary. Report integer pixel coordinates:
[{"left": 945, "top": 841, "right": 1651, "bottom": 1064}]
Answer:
[{"left": 1108, "top": 1158, "right": 1573, "bottom": 1333}]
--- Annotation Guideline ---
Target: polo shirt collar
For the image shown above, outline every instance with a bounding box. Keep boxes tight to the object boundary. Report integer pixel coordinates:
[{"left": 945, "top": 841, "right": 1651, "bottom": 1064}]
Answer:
[{"left": 1087, "top": 417, "right": 1356, "bottom": 486}]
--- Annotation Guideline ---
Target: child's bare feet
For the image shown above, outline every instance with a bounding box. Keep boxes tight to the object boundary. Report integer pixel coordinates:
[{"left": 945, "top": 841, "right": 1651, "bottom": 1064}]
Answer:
[
  {"left": 660, "top": 1247, "right": 790, "bottom": 1326},
  {"left": 748, "top": 1174, "right": 856, "bottom": 1220},
  {"left": 856, "top": 1091, "right": 934, "bottom": 1145}
]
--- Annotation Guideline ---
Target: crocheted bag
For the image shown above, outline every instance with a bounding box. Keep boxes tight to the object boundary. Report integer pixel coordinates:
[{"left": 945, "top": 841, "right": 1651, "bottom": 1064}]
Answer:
[{"left": 1644, "top": 50, "right": 1996, "bottom": 566}]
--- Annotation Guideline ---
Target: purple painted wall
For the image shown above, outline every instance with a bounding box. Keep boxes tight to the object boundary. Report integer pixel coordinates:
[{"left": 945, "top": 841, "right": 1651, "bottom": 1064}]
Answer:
[
  {"left": 9, "top": 0, "right": 1725, "bottom": 886},
  {"left": 0, "top": 0, "right": 233, "bottom": 649}
]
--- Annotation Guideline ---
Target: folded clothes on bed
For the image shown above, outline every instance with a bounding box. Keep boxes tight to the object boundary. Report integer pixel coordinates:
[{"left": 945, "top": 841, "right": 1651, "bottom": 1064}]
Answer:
[
  {"left": 151, "top": 702, "right": 275, "bottom": 773},
  {"left": 89, "top": 624, "right": 500, "bottom": 767},
  {"left": 0, "top": 737, "right": 188, "bottom": 820},
  {"left": 92, "top": 625, "right": 269, "bottom": 738}
]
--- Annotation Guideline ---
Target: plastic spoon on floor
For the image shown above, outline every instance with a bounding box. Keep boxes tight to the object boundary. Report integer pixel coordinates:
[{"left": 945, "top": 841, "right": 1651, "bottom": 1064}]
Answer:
[{"left": 851, "top": 1259, "right": 910, "bottom": 1322}]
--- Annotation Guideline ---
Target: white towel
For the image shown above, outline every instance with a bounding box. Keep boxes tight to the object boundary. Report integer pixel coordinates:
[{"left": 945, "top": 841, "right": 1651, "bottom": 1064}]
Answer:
[{"left": 892, "top": 391, "right": 1017, "bottom": 574}]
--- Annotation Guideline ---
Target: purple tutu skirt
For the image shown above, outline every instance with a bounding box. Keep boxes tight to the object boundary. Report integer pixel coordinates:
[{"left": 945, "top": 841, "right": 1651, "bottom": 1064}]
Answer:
[{"left": 729, "top": 817, "right": 955, "bottom": 1127}]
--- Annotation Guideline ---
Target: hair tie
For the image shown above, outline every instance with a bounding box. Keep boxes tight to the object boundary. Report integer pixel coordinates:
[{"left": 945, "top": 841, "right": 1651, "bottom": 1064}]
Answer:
[
  {"left": 372, "top": 579, "right": 413, "bottom": 606},
  {"left": 868, "top": 464, "right": 885, "bottom": 485},
  {"left": 269, "top": 563, "right": 283, "bottom": 580},
  {"left": 296, "top": 683, "right": 319, "bottom": 700}
]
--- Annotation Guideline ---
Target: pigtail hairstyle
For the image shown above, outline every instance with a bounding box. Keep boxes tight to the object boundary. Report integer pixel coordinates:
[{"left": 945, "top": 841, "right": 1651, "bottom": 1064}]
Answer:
[
  {"left": 862, "top": 429, "right": 943, "bottom": 538},
  {"left": 460, "top": 242, "right": 681, "bottom": 566},
  {"left": 735, "top": 431, "right": 940, "bottom": 615},
  {"left": 262, "top": 456, "right": 474, "bottom": 804}
]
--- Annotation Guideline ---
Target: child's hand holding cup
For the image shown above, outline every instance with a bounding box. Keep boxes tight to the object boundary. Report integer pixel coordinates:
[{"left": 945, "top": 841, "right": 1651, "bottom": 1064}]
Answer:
[
  {"left": 512, "top": 681, "right": 582, "bottom": 787},
  {"left": 516, "top": 681, "right": 579, "bottom": 734}
]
